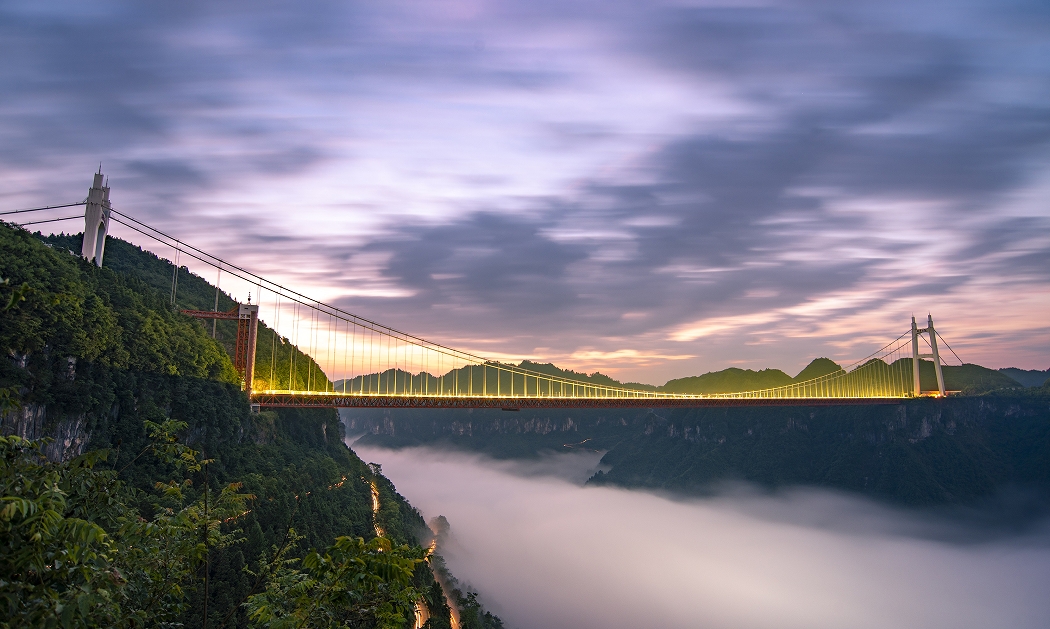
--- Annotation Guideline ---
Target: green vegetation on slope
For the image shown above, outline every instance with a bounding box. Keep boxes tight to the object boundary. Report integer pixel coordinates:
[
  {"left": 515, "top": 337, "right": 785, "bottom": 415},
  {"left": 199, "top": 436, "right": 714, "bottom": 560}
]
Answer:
[
  {"left": 41, "top": 232, "right": 332, "bottom": 392},
  {"left": 939, "top": 362, "right": 1022, "bottom": 393},
  {"left": 0, "top": 425, "right": 431, "bottom": 629},
  {"left": 3, "top": 223, "right": 496, "bottom": 628},
  {"left": 792, "top": 357, "right": 844, "bottom": 381},
  {"left": 333, "top": 359, "right": 657, "bottom": 397},
  {"left": 657, "top": 357, "right": 1023, "bottom": 396},
  {"left": 517, "top": 360, "right": 657, "bottom": 391},
  {"left": 2, "top": 225, "right": 239, "bottom": 390},
  {"left": 1000, "top": 367, "right": 1050, "bottom": 388},
  {"left": 659, "top": 367, "right": 794, "bottom": 394}
]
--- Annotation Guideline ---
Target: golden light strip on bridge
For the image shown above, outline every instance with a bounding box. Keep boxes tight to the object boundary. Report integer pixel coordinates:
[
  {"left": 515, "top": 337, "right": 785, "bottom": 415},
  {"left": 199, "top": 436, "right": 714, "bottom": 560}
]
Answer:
[
  {"left": 254, "top": 390, "right": 909, "bottom": 399},
  {"left": 254, "top": 343, "right": 916, "bottom": 400},
  {"left": 253, "top": 327, "right": 918, "bottom": 401}
]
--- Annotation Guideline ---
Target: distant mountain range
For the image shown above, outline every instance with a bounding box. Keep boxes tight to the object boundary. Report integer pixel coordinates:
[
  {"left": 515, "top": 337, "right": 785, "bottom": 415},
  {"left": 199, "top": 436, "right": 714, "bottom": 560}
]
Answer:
[
  {"left": 499, "top": 357, "right": 1030, "bottom": 395},
  {"left": 654, "top": 358, "right": 1029, "bottom": 395},
  {"left": 999, "top": 368, "right": 1050, "bottom": 388},
  {"left": 333, "top": 356, "right": 1038, "bottom": 397}
]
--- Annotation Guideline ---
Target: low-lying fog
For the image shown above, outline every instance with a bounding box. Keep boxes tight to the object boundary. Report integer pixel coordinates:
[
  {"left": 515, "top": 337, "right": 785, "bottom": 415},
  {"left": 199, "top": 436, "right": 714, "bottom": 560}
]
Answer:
[{"left": 352, "top": 444, "right": 1050, "bottom": 629}]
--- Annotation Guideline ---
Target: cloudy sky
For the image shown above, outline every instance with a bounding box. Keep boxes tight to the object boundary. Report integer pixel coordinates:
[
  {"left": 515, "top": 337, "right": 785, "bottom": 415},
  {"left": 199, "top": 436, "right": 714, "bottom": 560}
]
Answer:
[{"left": 2, "top": 0, "right": 1048, "bottom": 382}]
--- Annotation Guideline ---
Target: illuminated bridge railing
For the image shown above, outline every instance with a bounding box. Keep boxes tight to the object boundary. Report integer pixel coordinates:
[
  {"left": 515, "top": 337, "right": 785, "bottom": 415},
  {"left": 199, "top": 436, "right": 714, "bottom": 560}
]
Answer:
[{"left": 250, "top": 329, "right": 917, "bottom": 407}]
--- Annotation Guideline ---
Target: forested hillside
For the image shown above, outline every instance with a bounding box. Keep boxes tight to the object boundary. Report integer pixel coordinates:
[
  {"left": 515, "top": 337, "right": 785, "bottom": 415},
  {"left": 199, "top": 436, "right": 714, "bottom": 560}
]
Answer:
[
  {"left": 1001, "top": 367, "right": 1050, "bottom": 388},
  {"left": 658, "top": 357, "right": 1021, "bottom": 395},
  {"left": 1, "top": 223, "right": 501, "bottom": 629},
  {"left": 40, "top": 232, "right": 332, "bottom": 392},
  {"left": 341, "top": 354, "right": 1023, "bottom": 398},
  {"left": 347, "top": 385, "right": 1050, "bottom": 508},
  {"left": 587, "top": 392, "right": 1050, "bottom": 506}
]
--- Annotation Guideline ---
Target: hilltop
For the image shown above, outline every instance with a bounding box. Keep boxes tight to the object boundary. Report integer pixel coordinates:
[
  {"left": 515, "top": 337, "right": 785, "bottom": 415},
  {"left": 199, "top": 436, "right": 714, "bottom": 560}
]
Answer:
[
  {"left": 2, "top": 224, "right": 500, "bottom": 629},
  {"left": 40, "top": 231, "right": 333, "bottom": 392},
  {"left": 576, "top": 355, "right": 1022, "bottom": 395},
  {"left": 657, "top": 357, "right": 1022, "bottom": 395},
  {"left": 453, "top": 356, "right": 1026, "bottom": 396}
]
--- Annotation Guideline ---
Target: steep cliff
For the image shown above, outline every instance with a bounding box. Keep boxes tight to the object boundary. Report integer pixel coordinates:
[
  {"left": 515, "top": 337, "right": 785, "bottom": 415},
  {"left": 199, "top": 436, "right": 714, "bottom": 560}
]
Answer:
[
  {"left": 1, "top": 223, "right": 491, "bottom": 628},
  {"left": 346, "top": 393, "right": 1050, "bottom": 507}
]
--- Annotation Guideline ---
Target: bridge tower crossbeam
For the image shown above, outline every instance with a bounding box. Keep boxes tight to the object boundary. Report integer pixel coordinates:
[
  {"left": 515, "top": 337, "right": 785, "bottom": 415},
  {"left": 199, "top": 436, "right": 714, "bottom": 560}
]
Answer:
[
  {"left": 911, "top": 314, "right": 946, "bottom": 397},
  {"left": 181, "top": 303, "right": 259, "bottom": 394}
]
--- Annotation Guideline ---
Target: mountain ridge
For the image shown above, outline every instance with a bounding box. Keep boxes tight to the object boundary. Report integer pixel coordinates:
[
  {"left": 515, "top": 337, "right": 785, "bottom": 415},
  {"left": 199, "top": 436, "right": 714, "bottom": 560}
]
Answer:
[{"left": 337, "top": 356, "right": 1027, "bottom": 397}]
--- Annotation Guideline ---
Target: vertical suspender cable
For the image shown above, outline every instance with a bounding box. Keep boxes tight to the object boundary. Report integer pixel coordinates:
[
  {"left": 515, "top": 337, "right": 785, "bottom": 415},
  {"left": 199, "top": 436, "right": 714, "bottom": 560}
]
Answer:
[
  {"left": 170, "top": 246, "right": 181, "bottom": 307},
  {"left": 365, "top": 327, "right": 372, "bottom": 394},
  {"left": 270, "top": 293, "right": 279, "bottom": 390},
  {"left": 343, "top": 318, "right": 349, "bottom": 394},
  {"left": 291, "top": 301, "right": 299, "bottom": 390},
  {"left": 212, "top": 268, "right": 221, "bottom": 338}
]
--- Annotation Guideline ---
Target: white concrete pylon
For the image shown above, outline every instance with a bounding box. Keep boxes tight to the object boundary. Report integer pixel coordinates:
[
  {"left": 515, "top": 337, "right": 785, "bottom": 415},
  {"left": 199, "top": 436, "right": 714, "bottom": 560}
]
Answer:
[
  {"left": 911, "top": 315, "right": 921, "bottom": 396},
  {"left": 928, "top": 314, "right": 946, "bottom": 396},
  {"left": 910, "top": 314, "right": 947, "bottom": 397},
  {"left": 81, "top": 171, "right": 111, "bottom": 266}
]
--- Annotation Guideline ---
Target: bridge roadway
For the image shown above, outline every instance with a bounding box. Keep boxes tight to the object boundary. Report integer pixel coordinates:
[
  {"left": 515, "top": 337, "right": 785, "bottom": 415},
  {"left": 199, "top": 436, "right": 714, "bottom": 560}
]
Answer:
[{"left": 251, "top": 393, "right": 906, "bottom": 409}]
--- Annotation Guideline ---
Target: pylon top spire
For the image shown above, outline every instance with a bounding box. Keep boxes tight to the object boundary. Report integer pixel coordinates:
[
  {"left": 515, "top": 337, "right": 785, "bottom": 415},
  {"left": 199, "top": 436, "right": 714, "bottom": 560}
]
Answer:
[{"left": 82, "top": 170, "right": 111, "bottom": 267}]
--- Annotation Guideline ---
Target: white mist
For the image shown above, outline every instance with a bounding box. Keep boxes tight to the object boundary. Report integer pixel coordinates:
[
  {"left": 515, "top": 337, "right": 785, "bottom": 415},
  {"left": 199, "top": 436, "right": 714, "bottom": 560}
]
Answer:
[{"left": 353, "top": 444, "right": 1050, "bottom": 629}]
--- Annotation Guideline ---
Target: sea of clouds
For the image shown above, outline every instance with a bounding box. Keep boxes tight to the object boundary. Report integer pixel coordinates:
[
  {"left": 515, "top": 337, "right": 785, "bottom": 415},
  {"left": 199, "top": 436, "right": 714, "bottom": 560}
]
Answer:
[{"left": 352, "top": 443, "right": 1050, "bottom": 629}]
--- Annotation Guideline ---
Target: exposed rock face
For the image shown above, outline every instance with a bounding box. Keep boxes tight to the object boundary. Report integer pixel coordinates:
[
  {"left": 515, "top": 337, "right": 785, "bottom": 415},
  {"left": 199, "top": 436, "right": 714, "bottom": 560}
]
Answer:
[
  {"left": 342, "top": 409, "right": 597, "bottom": 439},
  {"left": 341, "top": 395, "right": 1050, "bottom": 506},
  {"left": 1, "top": 403, "right": 90, "bottom": 461}
]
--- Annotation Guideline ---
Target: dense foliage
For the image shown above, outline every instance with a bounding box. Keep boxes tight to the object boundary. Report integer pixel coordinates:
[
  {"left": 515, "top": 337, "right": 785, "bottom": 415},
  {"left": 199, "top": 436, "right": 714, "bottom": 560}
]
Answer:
[
  {"left": 2, "top": 226, "right": 239, "bottom": 390},
  {"left": 0, "top": 428, "right": 428, "bottom": 629},
  {"left": 658, "top": 358, "right": 1022, "bottom": 395},
  {"left": 39, "top": 232, "right": 332, "bottom": 392},
  {"left": 2, "top": 224, "right": 498, "bottom": 628}
]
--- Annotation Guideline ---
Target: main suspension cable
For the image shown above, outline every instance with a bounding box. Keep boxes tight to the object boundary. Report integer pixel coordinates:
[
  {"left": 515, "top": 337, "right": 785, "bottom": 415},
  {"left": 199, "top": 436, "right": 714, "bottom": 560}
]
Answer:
[
  {"left": 12, "top": 215, "right": 85, "bottom": 227},
  {"left": 0, "top": 201, "right": 86, "bottom": 217}
]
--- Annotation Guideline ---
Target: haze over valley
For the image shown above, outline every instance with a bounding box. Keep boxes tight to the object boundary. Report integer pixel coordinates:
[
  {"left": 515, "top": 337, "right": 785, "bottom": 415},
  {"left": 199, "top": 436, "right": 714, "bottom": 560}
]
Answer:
[{"left": 353, "top": 443, "right": 1050, "bottom": 629}]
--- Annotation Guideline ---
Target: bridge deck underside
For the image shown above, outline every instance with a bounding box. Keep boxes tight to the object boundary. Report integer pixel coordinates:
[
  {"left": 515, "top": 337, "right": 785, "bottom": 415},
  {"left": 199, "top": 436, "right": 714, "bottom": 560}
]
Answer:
[{"left": 251, "top": 394, "right": 904, "bottom": 409}]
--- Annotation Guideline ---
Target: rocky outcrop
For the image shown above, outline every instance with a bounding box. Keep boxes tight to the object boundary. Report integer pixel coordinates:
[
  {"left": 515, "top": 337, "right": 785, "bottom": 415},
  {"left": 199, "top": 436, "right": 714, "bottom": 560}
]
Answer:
[
  {"left": 1, "top": 403, "right": 90, "bottom": 461},
  {"left": 342, "top": 408, "right": 624, "bottom": 440},
  {"left": 342, "top": 395, "right": 1050, "bottom": 506}
]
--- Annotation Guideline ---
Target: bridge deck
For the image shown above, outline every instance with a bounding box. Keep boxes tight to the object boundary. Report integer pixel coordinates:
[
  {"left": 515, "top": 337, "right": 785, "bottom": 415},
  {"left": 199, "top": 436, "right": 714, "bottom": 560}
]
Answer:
[{"left": 251, "top": 393, "right": 906, "bottom": 409}]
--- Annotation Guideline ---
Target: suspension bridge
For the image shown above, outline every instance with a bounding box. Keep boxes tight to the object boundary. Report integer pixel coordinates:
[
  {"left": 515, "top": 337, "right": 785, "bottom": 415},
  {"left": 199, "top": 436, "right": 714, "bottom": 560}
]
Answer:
[{"left": 5, "top": 172, "right": 962, "bottom": 409}]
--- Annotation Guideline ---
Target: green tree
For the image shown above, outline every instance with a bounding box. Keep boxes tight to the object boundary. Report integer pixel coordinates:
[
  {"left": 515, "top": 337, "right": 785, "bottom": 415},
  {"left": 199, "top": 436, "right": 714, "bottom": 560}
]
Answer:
[
  {"left": 1, "top": 426, "right": 437, "bottom": 629},
  {"left": 246, "top": 535, "right": 424, "bottom": 629},
  {"left": 0, "top": 436, "right": 122, "bottom": 628},
  {"left": 0, "top": 423, "right": 250, "bottom": 629}
]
